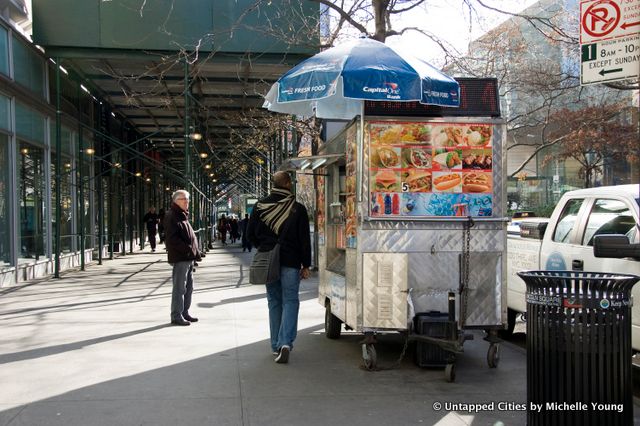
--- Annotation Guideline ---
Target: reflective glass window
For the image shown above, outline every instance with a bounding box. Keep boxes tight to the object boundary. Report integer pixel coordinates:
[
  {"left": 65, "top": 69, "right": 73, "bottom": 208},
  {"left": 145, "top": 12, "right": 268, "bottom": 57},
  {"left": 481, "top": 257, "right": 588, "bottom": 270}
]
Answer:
[
  {"left": 0, "top": 26, "right": 8, "bottom": 76},
  {"left": 0, "top": 133, "right": 10, "bottom": 267},
  {"left": 15, "top": 102, "right": 45, "bottom": 144},
  {"left": 0, "top": 94, "right": 9, "bottom": 131},
  {"left": 12, "top": 36, "right": 45, "bottom": 98},
  {"left": 18, "top": 141, "right": 46, "bottom": 262},
  {"left": 50, "top": 126, "right": 74, "bottom": 253},
  {"left": 582, "top": 199, "right": 637, "bottom": 246},
  {"left": 552, "top": 198, "right": 584, "bottom": 243}
]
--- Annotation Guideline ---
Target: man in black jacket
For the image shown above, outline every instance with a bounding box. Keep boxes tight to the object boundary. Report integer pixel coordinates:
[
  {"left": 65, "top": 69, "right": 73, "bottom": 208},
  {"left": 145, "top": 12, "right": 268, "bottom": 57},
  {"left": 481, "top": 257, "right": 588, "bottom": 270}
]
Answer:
[
  {"left": 247, "top": 171, "right": 311, "bottom": 364},
  {"left": 142, "top": 207, "right": 159, "bottom": 252},
  {"left": 164, "top": 190, "right": 201, "bottom": 326}
]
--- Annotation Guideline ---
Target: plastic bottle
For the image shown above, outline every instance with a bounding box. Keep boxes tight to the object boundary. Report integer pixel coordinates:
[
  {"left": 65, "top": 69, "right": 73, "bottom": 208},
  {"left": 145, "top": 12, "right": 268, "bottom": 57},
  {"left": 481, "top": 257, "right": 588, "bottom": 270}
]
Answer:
[
  {"left": 384, "top": 194, "right": 392, "bottom": 215},
  {"left": 392, "top": 193, "right": 400, "bottom": 215}
]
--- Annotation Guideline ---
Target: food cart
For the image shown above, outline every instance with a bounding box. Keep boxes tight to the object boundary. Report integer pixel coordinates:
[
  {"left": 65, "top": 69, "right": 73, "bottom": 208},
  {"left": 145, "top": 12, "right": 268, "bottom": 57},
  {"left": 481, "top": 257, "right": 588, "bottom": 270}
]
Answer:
[{"left": 294, "top": 79, "right": 507, "bottom": 381}]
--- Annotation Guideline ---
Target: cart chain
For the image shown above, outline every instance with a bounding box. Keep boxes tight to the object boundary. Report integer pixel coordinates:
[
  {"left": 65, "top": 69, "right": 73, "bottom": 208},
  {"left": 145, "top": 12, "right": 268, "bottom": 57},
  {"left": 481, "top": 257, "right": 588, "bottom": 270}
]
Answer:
[
  {"left": 361, "top": 333, "right": 411, "bottom": 372},
  {"left": 460, "top": 218, "right": 473, "bottom": 328}
]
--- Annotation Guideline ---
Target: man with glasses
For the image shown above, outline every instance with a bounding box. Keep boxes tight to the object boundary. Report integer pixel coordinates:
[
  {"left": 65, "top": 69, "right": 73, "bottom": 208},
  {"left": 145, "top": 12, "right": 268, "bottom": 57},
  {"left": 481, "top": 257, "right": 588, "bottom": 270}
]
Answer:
[{"left": 164, "top": 190, "right": 201, "bottom": 326}]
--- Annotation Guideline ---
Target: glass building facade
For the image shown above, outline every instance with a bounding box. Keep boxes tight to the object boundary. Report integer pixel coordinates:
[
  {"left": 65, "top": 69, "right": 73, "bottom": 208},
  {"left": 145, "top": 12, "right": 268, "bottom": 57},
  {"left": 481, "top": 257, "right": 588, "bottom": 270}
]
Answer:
[{"left": 0, "top": 19, "right": 212, "bottom": 285}]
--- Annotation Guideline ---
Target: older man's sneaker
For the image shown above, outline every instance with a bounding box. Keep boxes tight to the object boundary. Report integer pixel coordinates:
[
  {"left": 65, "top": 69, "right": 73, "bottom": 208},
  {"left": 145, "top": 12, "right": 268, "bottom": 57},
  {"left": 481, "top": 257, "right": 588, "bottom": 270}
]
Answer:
[{"left": 275, "top": 345, "right": 290, "bottom": 364}]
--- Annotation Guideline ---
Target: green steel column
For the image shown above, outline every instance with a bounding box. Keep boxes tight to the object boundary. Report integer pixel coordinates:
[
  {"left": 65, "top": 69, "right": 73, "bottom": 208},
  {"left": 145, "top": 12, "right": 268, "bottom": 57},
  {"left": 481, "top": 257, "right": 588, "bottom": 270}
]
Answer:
[
  {"left": 78, "top": 125, "right": 85, "bottom": 270},
  {"left": 97, "top": 174, "right": 103, "bottom": 265},
  {"left": 97, "top": 104, "right": 104, "bottom": 264},
  {"left": 129, "top": 179, "right": 134, "bottom": 254},
  {"left": 184, "top": 59, "right": 191, "bottom": 187},
  {"left": 54, "top": 59, "right": 62, "bottom": 278},
  {"left": 121, "top": 166, "right": 126, "bottom": 256}
]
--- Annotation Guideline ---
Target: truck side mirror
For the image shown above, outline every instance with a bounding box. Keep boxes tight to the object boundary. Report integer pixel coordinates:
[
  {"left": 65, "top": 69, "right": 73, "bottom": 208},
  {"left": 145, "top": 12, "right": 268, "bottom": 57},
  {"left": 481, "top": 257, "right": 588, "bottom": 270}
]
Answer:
[{"left": 593, "top": 235, "right": 640, "bottom": 260}]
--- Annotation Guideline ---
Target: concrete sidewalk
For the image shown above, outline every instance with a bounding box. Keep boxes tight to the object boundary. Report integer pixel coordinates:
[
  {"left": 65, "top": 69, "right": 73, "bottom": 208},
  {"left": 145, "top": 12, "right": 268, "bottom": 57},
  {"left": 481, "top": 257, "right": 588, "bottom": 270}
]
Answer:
[{"left": 0, "top": 244, "right": 634, "bottom": 425}]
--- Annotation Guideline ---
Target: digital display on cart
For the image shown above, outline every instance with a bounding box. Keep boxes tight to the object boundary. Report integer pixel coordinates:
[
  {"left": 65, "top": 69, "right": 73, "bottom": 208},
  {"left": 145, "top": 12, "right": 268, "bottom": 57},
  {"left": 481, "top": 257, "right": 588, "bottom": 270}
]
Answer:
[{"left": 367, "top": 121, "right": 494, "bottom": 218}]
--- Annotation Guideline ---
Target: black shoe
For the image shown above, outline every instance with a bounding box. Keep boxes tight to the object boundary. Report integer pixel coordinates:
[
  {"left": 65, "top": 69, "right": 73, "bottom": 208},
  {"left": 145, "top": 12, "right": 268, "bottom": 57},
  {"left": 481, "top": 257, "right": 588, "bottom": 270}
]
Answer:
[
  {"left": 275, "top": 345, "right": 290, "bottom": 364},
  {"left": 183, "top": 314, "right": 198, "bottom": 322},
  {"left": 171, "top": 318, "right": 190, "bottom": 326}
]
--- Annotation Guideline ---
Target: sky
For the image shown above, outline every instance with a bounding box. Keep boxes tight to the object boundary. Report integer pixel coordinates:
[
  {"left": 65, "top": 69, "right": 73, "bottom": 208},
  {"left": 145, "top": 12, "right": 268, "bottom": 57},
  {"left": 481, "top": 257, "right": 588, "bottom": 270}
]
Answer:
[{"left": 385, "top": 0, "right": 540, "bottom": 64}]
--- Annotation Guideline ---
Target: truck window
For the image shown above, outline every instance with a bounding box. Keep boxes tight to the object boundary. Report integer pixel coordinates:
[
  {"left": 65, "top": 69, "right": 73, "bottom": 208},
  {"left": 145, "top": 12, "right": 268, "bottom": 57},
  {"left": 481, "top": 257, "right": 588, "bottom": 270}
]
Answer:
[
  {"left": 552, "top": 199, "right": 584, "bottom": 243},
  {"left": 582, "top": 199, "right": 637, "bottom": 246}
]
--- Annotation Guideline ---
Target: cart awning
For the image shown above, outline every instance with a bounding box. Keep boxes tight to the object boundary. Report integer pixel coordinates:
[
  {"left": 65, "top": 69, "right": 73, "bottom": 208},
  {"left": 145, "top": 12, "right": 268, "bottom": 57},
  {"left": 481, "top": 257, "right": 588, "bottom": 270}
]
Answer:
[{"left": 279, "top": 153, "right": 343, "bottom": 172}]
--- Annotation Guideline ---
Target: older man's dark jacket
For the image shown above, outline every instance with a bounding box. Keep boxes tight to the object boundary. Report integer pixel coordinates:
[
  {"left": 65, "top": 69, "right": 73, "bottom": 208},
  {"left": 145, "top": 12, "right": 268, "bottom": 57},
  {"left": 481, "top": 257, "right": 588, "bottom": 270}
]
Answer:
[
  {"left": 164, "top": 202, "right": 200, "bottom": 264},
  {"left": 247, "top": 193, "right": 311, "bottom": 270}
]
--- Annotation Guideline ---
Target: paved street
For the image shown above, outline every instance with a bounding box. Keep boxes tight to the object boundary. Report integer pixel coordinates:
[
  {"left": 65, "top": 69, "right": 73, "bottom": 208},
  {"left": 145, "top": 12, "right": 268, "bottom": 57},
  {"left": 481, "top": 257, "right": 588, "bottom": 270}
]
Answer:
[{"left": 0, "top": 243, "right": 637, "bottom": 426}]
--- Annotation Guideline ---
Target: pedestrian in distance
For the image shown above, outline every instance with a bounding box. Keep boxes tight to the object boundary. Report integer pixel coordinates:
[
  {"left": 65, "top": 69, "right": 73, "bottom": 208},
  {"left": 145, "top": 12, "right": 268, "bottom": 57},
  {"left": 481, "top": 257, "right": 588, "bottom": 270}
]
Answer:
[
  {"left": 247, "top": 171, "right": 311, "bottom": 364},
  {"left": 158, "top": 208, "right": 166, "bottom": 245},
  {"left": 239, "top": 213, "right": 252, "bottom": 252},
  {"left": 142, "top": 207, "right": 159, "bottom": 252},
  {"left": 218, "top": 215, "right": 228, "bottom": 245},
  {"left": 164, "top": 190, "right": 201, "bottom": 326},
  {"left": 230, "top": 217, "right": 239, "bottom": 243}
]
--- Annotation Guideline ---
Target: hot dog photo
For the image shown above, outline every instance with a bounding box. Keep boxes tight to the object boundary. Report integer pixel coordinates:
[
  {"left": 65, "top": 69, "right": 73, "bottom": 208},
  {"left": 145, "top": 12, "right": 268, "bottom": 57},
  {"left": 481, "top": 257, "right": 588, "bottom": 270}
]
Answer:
[
  {"left": 432, "top": 172, "right": 462, "bottom": 192},
  {"left": 462, "top": 172, "right": 492, "bottom": 193}
]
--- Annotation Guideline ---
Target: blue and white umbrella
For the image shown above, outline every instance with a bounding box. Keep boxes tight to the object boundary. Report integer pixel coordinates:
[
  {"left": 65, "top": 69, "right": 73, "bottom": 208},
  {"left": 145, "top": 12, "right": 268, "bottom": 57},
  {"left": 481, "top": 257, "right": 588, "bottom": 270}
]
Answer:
[{"left": 263, "top": 37, "right": 459, "bottom": 120}]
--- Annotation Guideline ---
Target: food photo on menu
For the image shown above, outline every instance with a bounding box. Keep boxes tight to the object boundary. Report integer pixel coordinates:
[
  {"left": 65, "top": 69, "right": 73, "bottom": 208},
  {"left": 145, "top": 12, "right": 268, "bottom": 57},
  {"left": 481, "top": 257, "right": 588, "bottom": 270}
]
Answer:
[
  {"left": 432, "top": 171, "right": 462, "bottom": 193},
  {"left": 401, "top": 169, "right": 432, "bottom": 192},
  {"left": 432, "top": 148, "right": 462, "bottom": 171},
  {"left": 462, "top": 172, "right": 492, "bottom": 193},
  {"left": 371, "top": 146, "right": 401, "bottom": 168},
  {"left": 369, "top": 122, "right": 431, "bottom": 145},
  {"left": 372, "top": 169, "right": 400, "bottom": 192},
  {"left": 401, "top": 147, "right": 432, "bottom": 168},
  {"left": 462, "top": 148, "right": 492, "bottom": 170},
  {"left": 431, "top": 124, "right": 493, "bottom": 148}
]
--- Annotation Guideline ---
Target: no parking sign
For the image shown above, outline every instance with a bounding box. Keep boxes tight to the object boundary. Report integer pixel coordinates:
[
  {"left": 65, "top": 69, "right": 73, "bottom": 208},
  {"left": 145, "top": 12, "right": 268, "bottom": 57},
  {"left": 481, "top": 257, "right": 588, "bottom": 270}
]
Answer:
[{"left": 580, "top": 0, "right": 640, "bottom": 85}]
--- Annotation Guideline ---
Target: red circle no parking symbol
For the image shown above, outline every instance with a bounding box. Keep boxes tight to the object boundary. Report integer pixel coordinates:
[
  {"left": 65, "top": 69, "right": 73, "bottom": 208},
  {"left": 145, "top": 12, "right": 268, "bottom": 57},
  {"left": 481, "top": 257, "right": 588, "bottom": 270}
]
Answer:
[{"left": 582, "top": 0, "right": 621, "bottom": 38}]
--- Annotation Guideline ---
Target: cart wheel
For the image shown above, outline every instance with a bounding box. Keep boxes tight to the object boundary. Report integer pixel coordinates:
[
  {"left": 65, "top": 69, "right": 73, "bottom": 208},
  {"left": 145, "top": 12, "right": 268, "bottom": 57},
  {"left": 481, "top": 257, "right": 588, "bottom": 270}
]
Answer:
[
  {"left": 362, "top": 343, "right": 377, "bottom": 370},
  {"left": 325, "top": 303, "right": 342, "bottom": 339},
  {"left": 445, "top": 363, "right": 456, "bottom": 382},
  {"left": 487, "top": 343, "right": 500, "bottom": 368}
]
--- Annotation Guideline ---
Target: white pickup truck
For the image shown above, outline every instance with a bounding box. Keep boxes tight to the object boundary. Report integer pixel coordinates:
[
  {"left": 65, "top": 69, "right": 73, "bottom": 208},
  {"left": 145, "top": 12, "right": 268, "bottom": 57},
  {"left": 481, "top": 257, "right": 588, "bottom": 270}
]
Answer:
[{"left": 506, "top": 184, "right": 640, "bottom": 349}]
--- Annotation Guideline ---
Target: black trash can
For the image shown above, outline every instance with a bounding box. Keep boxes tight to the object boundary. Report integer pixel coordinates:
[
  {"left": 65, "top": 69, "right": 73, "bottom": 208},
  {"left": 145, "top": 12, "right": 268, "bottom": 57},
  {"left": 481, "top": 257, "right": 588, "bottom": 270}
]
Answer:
[{"left": 518, "top": 270, "right": 639, "bottom": 426}]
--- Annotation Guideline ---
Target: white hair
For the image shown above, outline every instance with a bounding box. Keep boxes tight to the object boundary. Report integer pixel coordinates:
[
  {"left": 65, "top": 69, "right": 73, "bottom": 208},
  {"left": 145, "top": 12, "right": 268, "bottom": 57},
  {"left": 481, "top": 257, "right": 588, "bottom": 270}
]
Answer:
[{"left": 171, "top": 190, "right": 190, "bottom": 202}]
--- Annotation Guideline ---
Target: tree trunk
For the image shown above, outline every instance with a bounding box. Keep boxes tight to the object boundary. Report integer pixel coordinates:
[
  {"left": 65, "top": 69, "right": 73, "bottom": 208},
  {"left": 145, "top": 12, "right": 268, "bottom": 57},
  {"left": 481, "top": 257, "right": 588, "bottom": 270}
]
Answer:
[{"left": 371, "top": 0, "right": 389, "bottom": 41}]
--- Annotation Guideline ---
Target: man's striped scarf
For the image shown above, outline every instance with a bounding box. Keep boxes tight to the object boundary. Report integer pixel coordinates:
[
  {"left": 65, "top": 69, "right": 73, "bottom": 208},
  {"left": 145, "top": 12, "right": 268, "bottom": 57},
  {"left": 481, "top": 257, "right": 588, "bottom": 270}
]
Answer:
[{"left": 257, "top": 187, "right": 295, "bottom": 235}]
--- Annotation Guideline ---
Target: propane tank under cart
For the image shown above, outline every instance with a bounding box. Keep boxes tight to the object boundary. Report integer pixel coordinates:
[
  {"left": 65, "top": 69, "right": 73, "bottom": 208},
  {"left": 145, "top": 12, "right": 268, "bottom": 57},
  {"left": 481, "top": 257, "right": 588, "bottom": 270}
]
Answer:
[{"left": 308, "top": 80, "right": 507, "bottom": 381}]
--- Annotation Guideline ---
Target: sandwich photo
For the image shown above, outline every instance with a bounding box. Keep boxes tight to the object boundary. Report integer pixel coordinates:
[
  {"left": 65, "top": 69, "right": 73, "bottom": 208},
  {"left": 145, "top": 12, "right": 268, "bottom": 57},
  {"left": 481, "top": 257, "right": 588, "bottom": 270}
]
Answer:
[
  {"left": 402, "top": 170, "right": 432, "bottom": 192},
  {"left": 373, "top": 169, "right": 399, "bottom": 192},
  {"left": 463, "top": 172, "right": 492, "bottom": 193},
  {"left": 402, "top": 148, "right": 431, "bottom": 168},
  {"left": 433, "top": 172, "right": 462, "bottom": 192}
]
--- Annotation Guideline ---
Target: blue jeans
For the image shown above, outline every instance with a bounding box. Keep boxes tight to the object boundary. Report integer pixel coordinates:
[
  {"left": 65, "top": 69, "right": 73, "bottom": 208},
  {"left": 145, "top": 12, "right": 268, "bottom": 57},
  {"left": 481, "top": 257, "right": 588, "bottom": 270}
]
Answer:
[
  {"left": 266, "top": 266, "right": 300, "bottom": 352},
  {"left": 171, "top": 261, "right": 194, "bottom": 320}
]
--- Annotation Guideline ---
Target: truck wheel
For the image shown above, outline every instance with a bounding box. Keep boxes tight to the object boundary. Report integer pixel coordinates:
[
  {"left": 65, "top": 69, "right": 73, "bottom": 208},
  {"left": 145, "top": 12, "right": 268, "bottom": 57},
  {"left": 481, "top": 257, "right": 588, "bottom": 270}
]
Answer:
[
  {"left": 325, "top": 302, "right": 342, "bottom": 339},
  {"left": 499, "top": 308, "right": 517, "bottom": 339}
]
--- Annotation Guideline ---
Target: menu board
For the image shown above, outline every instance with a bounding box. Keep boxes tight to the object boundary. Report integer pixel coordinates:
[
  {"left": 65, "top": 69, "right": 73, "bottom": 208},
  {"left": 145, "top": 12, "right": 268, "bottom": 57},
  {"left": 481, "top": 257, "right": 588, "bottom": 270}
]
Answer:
[
  {"left": 317, "top": 170, "right": 326, "bottom": 245},
  {"left": 368, "top": 121, "right": 494, "bottom": 218},
  {"left": 345, "top": 126, "right": 357, "bottom": 248}
]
